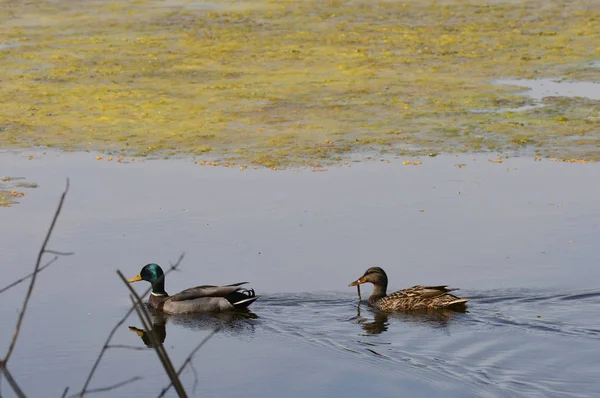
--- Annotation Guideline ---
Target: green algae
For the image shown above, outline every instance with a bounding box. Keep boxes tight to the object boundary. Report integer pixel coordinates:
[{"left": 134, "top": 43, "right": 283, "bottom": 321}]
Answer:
[
  {"left": 0, "top": 177, "right": 37, "bottom": 207},
  {"left": 0, "top": 0, "right": 599, "bottom": 166}
]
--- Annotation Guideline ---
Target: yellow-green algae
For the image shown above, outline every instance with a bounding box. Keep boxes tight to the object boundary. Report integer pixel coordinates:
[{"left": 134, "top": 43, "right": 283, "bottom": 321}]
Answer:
[
  {"left": 0, "top": 0, "right": 599, "bottom": 167},
  {"left": 0, "top": 177, "right": 37, "bottom": 207}
]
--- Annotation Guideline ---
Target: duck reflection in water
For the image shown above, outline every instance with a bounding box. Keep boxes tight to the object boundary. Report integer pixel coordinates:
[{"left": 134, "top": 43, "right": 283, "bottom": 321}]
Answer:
[
  {"left": 129, "top": 307, "right": 259, "bottom": 348},
  {"left": 352, "top": 303, "right": 467, "bottom": 335}
]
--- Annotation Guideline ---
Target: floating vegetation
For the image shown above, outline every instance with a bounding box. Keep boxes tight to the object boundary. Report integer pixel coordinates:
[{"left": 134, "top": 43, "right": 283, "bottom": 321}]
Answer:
[
  {"left": 0, "top": 0, "right": 599, "bottom": 167},
  {"left": 549, "top": 158, "right": 597, "bottom": 164},
  {"left": 0, "top": 177, "right": 38, "bottom": 207}
]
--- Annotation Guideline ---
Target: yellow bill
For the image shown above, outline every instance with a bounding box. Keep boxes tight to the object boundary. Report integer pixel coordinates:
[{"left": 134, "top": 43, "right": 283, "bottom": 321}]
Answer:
[{"left": 128, "top": 274, "right": 142, "bottom": 283}]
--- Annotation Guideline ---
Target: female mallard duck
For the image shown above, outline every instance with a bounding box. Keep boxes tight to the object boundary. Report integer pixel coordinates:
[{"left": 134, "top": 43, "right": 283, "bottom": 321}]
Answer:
[
  {"left": 128, "top": 263, "right": 258, "bottom": 314},
  {"left": 349, "top": 267, "right": 468, "bottom": 311}
]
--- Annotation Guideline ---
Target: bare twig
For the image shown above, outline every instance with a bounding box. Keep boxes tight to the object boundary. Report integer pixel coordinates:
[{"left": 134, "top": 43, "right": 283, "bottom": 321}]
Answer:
[
  {"left": 105, "top": 344, "right": 150, "bottom": 351},
  {"left": 0, "top": 363, "right": 26, "bottom": 398},
  {"left": 3, "top": 179, "right": 69, "bottom": 364},
  {"left": 176, "top": 329, "right": 220, "bottom": 375},
  {"left": 77, "top": 255, "right": 184, "bottom": 397},
  {"left": 0, "top": 250, "right": 72, "bottom": 295},
  {"left": 68, "top": 377, "right": 142, "bottom": 398},
  {"left": 0, "top": 257, "right": 58, "bottom": 295},
  {"left": 78, "top": 305, "right": 136, "bottom": 398},
  {"left": 61, "top": 386, "right": 69, "bottom": 398},
  {"left": 120, "top": 273, "right": 186, "bottom": 397},
  {"left": 157, "top": 328, "right": 220, "bottom": 398},
  {"left": 45, "top": 250, "right": 74, "bottom": 256},
  {"left": 188, "top": 361, "right": 199, "bottom": 395},
  {"left": 129, "top": 296, "right": 154, "bottom": 345}
]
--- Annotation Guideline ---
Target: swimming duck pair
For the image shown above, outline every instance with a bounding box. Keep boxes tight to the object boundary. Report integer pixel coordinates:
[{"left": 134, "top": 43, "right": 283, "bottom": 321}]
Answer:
[{"left": 128, "top": 264, "right": 469, "bottom": 314}]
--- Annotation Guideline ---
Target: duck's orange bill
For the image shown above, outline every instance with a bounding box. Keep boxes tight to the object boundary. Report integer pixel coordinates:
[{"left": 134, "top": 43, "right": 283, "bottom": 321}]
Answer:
[
  {"left": 128, "top": 274, "right": 142, "bottom": 283},
  {"left": 348, "top": 276, "right": 366, "bottom": 287}
]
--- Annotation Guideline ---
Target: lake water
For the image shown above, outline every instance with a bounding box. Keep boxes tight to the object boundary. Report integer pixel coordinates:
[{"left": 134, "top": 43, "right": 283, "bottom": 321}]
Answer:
[
  {"left": 1, "top": 151, "right": 600, "bottom": 397},
  {"left": 495, "top": 78, "right": 600, "bottom": 101}
]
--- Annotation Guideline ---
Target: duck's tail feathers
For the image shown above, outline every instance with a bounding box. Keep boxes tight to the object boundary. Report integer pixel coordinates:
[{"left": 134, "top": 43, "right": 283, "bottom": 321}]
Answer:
[
  {"left": 445, "top": 298, "right": 469, "bottom": 310},
  {"left": 232, "top": 295, "right": 259, "bottom": 309},
  {"left": 226, "top": 287, "right": 258, "bottom": 308}
]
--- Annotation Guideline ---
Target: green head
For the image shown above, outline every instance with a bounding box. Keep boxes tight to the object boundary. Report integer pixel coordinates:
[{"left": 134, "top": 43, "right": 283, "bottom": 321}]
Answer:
[{"left": 127, "top": 263, "right": 167, "bottom": 295}]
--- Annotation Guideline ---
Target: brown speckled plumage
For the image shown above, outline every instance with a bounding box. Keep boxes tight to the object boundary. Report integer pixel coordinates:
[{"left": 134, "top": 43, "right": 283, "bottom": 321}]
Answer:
[
  {"left": 349, "top": 267, "right": 469, "bottom": 311},
  {"left": 371, "top": 284, "right": 468, "bottom": 311}
]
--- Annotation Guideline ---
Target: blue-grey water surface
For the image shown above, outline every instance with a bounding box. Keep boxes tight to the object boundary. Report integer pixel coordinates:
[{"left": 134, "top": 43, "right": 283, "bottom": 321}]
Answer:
[{"left": 1, "top": 151, "right": 599, "bottom": 397}]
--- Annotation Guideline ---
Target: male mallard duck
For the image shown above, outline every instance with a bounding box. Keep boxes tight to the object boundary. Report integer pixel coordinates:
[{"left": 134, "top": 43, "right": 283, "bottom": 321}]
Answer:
[
  {"left": 348, "top": 267, "right": 468, "bottom": 311},
  {"left": 127, "top": 263, "right": 258, "bottom": 314}
]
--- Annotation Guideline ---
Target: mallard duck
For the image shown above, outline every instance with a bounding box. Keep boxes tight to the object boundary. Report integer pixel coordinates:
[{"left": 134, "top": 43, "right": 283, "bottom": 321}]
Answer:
[
  {"left": 127, "top": 263, "right": 258, "bottom": 314},
  {"left": 348, "top": 267, "right": 469, "bottom": 311}
]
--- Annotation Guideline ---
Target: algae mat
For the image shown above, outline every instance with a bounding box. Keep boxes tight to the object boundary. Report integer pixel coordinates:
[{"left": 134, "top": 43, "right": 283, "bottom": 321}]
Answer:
[
  {"left": 1, "top": 0, "right": 599, "bottom": 166},
  {"left": 0, "top": 176, "right": 37, "bottom": 207}
]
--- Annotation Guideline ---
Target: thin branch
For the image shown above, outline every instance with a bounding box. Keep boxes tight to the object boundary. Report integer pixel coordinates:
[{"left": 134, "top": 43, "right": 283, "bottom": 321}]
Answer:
[
  {"left": 45, "top": 250, "right": 74, "bottom": 256},
  {"left": 0, "top": 363, "right": 26, "bottom": 398},
  {"left": 129, "top": 296, "right": 153, "bottom": 346},
  {"left": 78, "top": 304, "right": 136, "bottom": 397},
  {"left": 0, "top": 257, "right": 58, "bottom": 295},
  {"left": 157, "top": 328, "right": 220, "bottom": 398},
  {"left": 61, "top": 386, "right": 69, "bottom": 398},
  {"left": 175, "top": 328, "right": 220, "bottom": 378},
  {"left": 68, "top": 377, "right": 142, "bottom": 398},
  {"left": 189, "top": 361, "right": 199, "bottom": 395},
  {"left": 78, "top": 254, "right": 184, "bottom": 397},
  {"left": 106, "top": 344, "right": 150, "bottom": 351},
  {"left": 120, "top": 274, "right": 186, "bottom": 397},
  {"left": 4, "top": 178, "right": 69, "bottom": 365}
]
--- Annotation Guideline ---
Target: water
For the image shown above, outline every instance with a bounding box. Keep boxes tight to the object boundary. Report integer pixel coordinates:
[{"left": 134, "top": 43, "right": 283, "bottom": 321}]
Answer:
[
  {"left": 0, "top": 43, "right": 20, "bottom": 51},
  {"left": 1, "top": 151, "right": 600, "bottom": 397},
  {"left": 495, "top": 78, "right": 600, "bottom": 101},
  {"left": 472, "top": 77, "right": 600, "bottom": 114}
]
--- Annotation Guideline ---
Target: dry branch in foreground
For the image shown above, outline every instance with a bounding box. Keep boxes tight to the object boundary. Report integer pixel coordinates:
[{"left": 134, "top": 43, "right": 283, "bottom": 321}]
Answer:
[{"left": 0, "top": 179, "right": 72, "bottom": 398}]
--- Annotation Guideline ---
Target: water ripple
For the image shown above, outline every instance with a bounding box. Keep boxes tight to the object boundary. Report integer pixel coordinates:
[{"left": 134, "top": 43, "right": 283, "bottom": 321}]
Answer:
[{"left": 250, "top": 288, "right": 600, "bottom": 397}]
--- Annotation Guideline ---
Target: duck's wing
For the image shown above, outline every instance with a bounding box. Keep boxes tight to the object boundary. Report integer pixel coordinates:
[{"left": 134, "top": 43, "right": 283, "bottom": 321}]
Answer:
[
  {"left": 390, "top": 285, "right": 459, "bottom": 299},
  {"left": 379, "top": 285, "right": 468, "bottom": 311},
  {"left": 169, "top": 283, "right": 249, "bottom": 302}
]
